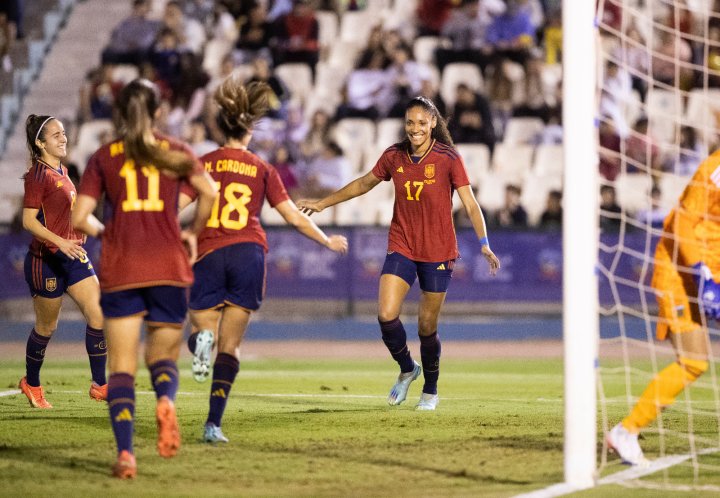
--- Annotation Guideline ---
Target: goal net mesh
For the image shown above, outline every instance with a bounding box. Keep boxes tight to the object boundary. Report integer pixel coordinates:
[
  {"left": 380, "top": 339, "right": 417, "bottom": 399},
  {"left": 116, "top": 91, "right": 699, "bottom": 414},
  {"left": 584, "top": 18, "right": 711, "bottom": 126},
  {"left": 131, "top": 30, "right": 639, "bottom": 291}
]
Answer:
[{"left": 596, "top": 0, "right": 720, "bottom": 490}]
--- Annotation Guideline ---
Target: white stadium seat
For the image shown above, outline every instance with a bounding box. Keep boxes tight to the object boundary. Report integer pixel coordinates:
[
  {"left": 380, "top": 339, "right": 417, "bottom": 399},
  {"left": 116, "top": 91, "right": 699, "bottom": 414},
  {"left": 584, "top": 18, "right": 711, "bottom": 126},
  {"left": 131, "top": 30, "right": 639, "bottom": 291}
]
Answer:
[
  {"left": 456, "top": 143, "right": 490, "bottom": 190},
  {"left": 614, "top": 172, "right": 653, "bottom": 214},
  {"left": 503, "top": 117, "right": 545, "bottom": 145},
  {"left": 72, "top": 119, "right": 115, "bottom": 168},
  {"left": 274, "top": 63, "right": 314, "bottom": 106},
  {"left": 491, "top": 143, "right": 534, "bottom": 184},
  {"left": 440, "top": 63, "right": 484, "bottom": 108},
  {"left": 533, "top": 144, "right": 563, "bottom": 177}
]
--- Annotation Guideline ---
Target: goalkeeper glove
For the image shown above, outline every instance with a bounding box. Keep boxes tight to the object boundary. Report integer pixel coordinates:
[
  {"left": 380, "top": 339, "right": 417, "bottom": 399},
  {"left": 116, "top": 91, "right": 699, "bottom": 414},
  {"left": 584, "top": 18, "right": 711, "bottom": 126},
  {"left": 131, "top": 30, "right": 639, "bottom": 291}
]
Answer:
[{"left": 692, "top": 262, "right": 720, "bottom": 320}]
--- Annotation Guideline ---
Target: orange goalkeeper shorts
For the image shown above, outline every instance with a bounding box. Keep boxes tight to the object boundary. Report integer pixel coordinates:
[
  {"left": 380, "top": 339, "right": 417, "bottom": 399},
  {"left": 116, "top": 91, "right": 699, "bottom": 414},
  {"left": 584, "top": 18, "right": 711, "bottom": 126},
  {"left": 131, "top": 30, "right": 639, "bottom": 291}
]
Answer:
[{"left": 652, "top": 239, "right": 702, "bottom": 340}]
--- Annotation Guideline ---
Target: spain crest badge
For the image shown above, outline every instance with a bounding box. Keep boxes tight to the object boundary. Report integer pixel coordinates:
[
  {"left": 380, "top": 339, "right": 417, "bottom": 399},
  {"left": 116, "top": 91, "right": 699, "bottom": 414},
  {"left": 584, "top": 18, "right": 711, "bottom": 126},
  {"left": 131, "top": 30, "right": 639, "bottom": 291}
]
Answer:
[
  {"left": 45, "top": 278, "right": 57, "bottom": 292},
  {"left": 424, "top": 164, "right": 435, "bottom": 179}
]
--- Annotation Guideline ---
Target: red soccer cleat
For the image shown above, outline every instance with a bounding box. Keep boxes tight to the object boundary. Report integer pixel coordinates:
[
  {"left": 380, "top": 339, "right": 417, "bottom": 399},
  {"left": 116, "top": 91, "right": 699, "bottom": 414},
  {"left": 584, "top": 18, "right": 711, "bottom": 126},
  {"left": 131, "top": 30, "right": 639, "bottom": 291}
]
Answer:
[
  {"left": 112, "top": 450, "right": 136, "bottom": 479},
  {"left": 89, "top": 382, "right": 108, "bottom": 402},
  {"left": 156, "top": 396, "right": 180, "bottom": 458},
  {"left": 18, "top": 377, "right": 52, "bottom": 409}
]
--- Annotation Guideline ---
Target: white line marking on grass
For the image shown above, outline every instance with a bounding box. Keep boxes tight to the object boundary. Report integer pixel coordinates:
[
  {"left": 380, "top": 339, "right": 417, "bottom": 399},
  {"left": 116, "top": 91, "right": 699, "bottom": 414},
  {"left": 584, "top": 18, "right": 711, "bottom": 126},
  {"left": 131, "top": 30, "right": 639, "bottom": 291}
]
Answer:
[
  {"left": 515, "top": 447, "right": 720, "bottom": 497},
  {"left": 0, "top": 390, "right": 20, "bottom": 397}
]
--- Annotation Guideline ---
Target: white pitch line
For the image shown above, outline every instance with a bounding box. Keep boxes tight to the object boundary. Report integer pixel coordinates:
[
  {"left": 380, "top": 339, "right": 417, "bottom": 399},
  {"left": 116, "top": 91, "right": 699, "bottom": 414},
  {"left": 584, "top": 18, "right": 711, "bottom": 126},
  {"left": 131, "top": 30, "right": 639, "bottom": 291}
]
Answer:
[{"left": 0, "top": 390, "right": 20, "bottom": 397}]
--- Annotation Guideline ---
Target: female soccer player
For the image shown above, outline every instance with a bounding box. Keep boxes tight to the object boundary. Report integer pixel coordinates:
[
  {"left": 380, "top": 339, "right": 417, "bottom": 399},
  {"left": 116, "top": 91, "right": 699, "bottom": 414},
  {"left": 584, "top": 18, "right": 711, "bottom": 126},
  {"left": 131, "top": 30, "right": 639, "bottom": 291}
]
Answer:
[
  {"left": 72, "top": 79, "right": 217, "bottom": 479},
  {"left": 299, "top": 96, "right": 500, "bottom": 410},
  {"left": 182, "top": 77, "right": 348, "bottom": 444},
  {"left": 19, "top": 114, "right": 107, "bottom": 409},
  {"left": 607, "top": 151, "right": 720, "bottom": 465}
]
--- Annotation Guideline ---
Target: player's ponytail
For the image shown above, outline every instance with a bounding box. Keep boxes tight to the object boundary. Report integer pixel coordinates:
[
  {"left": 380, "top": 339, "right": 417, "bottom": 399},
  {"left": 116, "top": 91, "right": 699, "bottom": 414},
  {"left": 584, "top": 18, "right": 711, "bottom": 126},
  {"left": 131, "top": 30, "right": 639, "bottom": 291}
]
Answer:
[
  {"left": 405, "top": 96, "right": 455, "bottom": 148},
  {"left": 214, "top": 76, "right": 272, "bottom": 141},
  {"left": 116, "top": 78, "right": 193, "bottom": 175}
]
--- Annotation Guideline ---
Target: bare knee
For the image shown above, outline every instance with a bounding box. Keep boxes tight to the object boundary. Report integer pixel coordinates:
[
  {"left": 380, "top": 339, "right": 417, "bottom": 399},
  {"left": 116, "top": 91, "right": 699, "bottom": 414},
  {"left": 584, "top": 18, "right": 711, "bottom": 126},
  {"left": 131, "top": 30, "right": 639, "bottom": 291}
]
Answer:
[
  {"left": 34, "top": 322, "right": 58, "bottom": 336},
  {"left": 417, "top": 318, "right": 437, "bottom": 336},
  {"left": 378, "top": 308, "right": 400, "bottom": 323}
]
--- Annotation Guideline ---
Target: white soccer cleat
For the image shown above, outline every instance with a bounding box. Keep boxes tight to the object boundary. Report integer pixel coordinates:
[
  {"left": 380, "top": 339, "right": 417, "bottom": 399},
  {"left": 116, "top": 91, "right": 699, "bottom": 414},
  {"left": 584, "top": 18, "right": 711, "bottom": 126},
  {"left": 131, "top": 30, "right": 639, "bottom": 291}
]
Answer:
[
  {"left": 415, "top": 392, "right": 439, "bottom": 411},
  {"left": 203, "top": 422, "right": 229, "bottom": 443},
  {"left": 387, "top": 361, "right": 421, "bottom": 405},
  {"left": 192, "top": 330, "right": 214, "bottom": 383},
  {"left": 607, "top": 423, "right": 648, "bottom": 466}
]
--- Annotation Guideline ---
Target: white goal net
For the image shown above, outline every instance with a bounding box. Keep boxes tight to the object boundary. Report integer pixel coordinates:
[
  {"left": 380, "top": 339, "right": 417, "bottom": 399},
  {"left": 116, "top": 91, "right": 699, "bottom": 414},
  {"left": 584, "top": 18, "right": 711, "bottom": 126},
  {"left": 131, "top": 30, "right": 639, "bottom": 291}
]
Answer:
[{"left": 596, "top": 0, "right": 720, "bottom": 491}]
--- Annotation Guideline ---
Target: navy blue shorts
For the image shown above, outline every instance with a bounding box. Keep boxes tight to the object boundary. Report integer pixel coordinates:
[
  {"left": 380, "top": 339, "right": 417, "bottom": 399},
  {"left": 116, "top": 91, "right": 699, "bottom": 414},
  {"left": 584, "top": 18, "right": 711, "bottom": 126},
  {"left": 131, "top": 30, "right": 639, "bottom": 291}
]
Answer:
[
  {"left": 101, "top": 286, "right": 189, "bottom": 327},
  {"left": 190, "top": 242, "right": 265, "bottom": 311},
  {"left": 381, "top": 252, "right": 455, "bottom": 293},
  {"left": 24, "top": 250, "right": 96, "bottom": 298}
]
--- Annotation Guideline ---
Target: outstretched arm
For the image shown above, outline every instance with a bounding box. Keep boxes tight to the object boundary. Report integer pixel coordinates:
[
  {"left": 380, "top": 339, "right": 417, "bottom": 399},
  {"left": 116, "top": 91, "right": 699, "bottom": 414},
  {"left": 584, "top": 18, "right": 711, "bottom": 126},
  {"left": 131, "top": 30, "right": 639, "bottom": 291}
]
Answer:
[
  {"left": 275, "top": 199, "right": 348, "bottom": 254},
  {"left": 297, "top": 171, "right": 381, "bottom": 214},
  {"left": 457, "top": 185, "right": 500, "bottom": 275}
]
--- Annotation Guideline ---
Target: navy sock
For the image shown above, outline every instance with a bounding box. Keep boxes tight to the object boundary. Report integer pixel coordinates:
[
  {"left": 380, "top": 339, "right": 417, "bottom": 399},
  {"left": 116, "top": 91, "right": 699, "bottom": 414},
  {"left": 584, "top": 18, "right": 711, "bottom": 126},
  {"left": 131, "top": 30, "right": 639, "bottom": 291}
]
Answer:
[
  {"left": 148, "top": 359, "right": 179, "bottom": 401},
  {"left": 379, "top": 317, "right": 415, "bottom": 373},
  {"left": 85, "top": 325, "right": 107, "bottom": 385},
  {"left": 207, "top": 353, "right": 239, "bottom": 427},
  {"left": 187, "top": 332, "right": 199, "bottom": 354},
  {"left": 419, "top": 332, "right": 441, "bottom": 395},
  {"left": 108, "top": 373, "right": 135, "bottom": 454},
  {"left": 25, "top": 329, "right": 51, "bottom": 387}
]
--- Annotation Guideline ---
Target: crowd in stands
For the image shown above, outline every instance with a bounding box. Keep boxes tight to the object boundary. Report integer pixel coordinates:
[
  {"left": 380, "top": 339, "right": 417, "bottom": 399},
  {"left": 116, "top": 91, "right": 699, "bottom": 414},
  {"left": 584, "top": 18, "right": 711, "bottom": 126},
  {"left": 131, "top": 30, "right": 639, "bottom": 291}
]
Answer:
[{"left": 47, "top": 0, "right": 572, "bottom": 229}]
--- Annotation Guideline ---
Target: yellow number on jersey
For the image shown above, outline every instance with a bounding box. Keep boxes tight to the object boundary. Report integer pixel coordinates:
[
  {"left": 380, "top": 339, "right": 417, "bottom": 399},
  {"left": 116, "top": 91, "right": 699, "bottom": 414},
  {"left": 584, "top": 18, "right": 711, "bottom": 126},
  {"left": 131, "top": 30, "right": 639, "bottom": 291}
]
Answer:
[
  {"left": 119, "top": 161, "right": 164, "bottom": 212},
  {"left": 404, "top": 180, "right": 424, "bottom": 201},
  {"left": 207, "top": 181, "right": 253, "bottom": 230}
]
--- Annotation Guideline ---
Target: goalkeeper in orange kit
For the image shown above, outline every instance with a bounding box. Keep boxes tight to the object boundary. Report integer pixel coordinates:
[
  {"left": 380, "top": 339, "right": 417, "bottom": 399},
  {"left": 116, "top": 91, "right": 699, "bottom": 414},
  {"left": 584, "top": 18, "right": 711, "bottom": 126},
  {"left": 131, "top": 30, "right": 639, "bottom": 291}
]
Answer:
[{"left": 607, "top": 151, "right": 720, "bottom": 465}]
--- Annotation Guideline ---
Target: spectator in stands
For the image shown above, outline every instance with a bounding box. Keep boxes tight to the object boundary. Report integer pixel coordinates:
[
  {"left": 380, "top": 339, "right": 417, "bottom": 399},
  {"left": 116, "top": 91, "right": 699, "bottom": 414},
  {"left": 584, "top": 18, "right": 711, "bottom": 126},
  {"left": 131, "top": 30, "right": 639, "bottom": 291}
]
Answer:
[
  {"left": 163, "top": 0, "right": 207, "bottom": 54},
  {"left": 539, "top": 189, "right": 562, "bottom": 230},
  {"left": 181, "top": 0, "right": 216, "bottom": 30},
  {"left": 102, "top": 0, "right": 161, "bottom": 65},
  {"left": 415, "top": 0, "right": 455, "bottom": 37},
  {"left": 234, "top": 3, "right": 273, "bottom": 64},
  {"left": 385, "top": 44, "right": 432, "bottom": 117},
  {"left": 493, "top": 184, "right": 528, "bottom": 228},
  {"left": 172, "top": 52, "right": 210, "bottom": 122},
  {"left": 267, "top": 0, "right": 293, "bottom": 22},
  {"left": 207, "top": 2, "right": 239, "bottom": 44},
  {"left": 543, "top": 8, "right": 562, "bottom": 65},
  {"left": 447, "top": 83, "right": 495, "bottom": 153},
  {"left": 602, "top": 60, "right": 633, "bottom": 122},
  {"left": 636, "top": 186, "right": 669, "bottom": 229},
  {"left": 665, "top": 126, "right": 705, "bottom": 177},
  {"left": 334, "top": 51, "right": 391, "bottom": 121},
  {"left": 435, "top": 0, "right": 493, "bottom": 73},
  {"left": 271, "top": 0, "right": 320, "bottom": 73},
  {"left": 298, "top": 140, "right": 352, "bottom": 198},
  {"left": 79, "top": 64, "right": 124, "bottom": 122},
  {"left": 151, "top": 27, "right": 185, "bottom": 92},
  {"left": 599, "top": 184, "right": 622, "bottom": 232},
  {"left": 0, "top": 10, "right": 15, "bottom": 72},
  {"left": 512, "top": 52, "right": 560, "bottom": 124},
  {"left": 705, "top": 25, "right": 720, "bottom": 88},
  {"left": 186, "top": 119, "right": 218, "bottom": 157},
  {"left": 0, "top": 0, "right": 23, "bottom": 39},
  {"left": 652, "top": 29, "right": 693, "bottom": 90},
  {"left": 272, "top": 143, "right": 300, "bottom": 197},
  {"left": 297, "top": 108, "right": 332, "bottom": 160},
  {"left": 246, "top": 56, "right": 291, "bottom": 119},
  {"left": 598, "top": 115, "right": 622, "bottom": 181},
  {"left": 624, "top": 116, "right": 663, "bottom": 179},
  {"left": 485, "top": 0, "right": 536, "bottom": 67},
  {"left": 615, "top": 25, "right": 649, "bottom": 101}
]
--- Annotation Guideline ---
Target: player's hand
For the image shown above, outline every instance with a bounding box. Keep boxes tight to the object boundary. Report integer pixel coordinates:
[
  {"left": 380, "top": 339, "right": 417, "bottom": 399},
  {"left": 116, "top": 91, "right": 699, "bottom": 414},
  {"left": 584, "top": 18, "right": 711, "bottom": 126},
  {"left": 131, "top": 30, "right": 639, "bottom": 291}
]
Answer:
[
  {"left": 297, "top": 199, "right": 324, "bottom": 215},
  {"left": 482, "top": 245, "right": 500, "bottom": 276},
  {"left": 326, "top": 235, "right": 348, "bottom": 255},
  {"left": 181, "top": 229, "right": 198, "bottom": 266},
  {"left": 57, "top": 238, "right": 86, "bottom": 261},
  {"left": 693, "top": 262, "right": 720, "bottom": 319}
]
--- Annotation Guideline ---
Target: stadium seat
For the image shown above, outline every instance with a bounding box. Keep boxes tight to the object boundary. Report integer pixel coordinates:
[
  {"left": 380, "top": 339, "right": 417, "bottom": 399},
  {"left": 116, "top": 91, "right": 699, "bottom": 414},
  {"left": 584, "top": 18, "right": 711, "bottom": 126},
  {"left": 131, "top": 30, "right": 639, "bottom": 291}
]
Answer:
[
  {"left": 477, "top": 170, "right": 512, "bottom": 213},
  {"left": 313, "top": 61, "right": 351, "bottom": 102},
  {"left": 413, "top": 36, "right": 444, "bottom": 66},
  {"left": 614, "top": 172, "right": 653, "bottom": 214},
  {"left": 72, "top": 119, "right": 115, "bottom": 168},
  {"left": 202, "top": 38, "right": 233, "bottom": 78},
  {"left": 315, "top": 10, "right": 339, "bottom": 54},
  {"left": 339, "top": 11, "right": 378, "bottom": 46},
  {"left": 274, "top": 63, "right": 314, "bottom": 106},
  {"left": 502, "top": 117, "right": 545, "bottom": 144},
  {"left": 327, "top": 40, "right": 363, "bottom": 71},
  {"left": 658, "top": 173, "right": 690, "bottom": 209},
  {"left": 645, "top": 88, "right": 682, "bottom": 144},
  {"left": 376, "top": 118, "right": 404, "bottom": 146},
  {"left": 332, "top": 118, "right": 377, "bottom": 172},
  {"left": 533, "top": 144, "right": 564, "bottom": 177},
  {"left": 521, "top": 171, "right": 563, "bottom": 226},
  {"left": 440, "top": 63, "right": 484, "bottom": 108},
  {"left": 491, "top": 143, "right": 534, "bottom": 184},
  {"left": 456, "top": 143, "right": 490, "bottom": 190},
  {"left": 685, "top": 88, "right": 720, "bottom": 143},
  {"left": 111, "top": 64, "right": 139, "bottom": 85}
]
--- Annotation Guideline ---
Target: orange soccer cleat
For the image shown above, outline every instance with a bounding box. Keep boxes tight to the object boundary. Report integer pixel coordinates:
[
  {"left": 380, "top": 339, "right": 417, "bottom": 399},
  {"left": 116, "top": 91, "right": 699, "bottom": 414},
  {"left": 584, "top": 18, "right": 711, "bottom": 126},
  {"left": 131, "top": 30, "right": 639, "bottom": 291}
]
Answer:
[
  {"left": 156, "top": 396, "right": 180, "bottom": 458},
  {"left": 112, "top": 450, "right": 136, "bottom": 479},
  {"left": 18, "top": 377, "right": 52, "bottom": 409},
  {"left": 89, "top": 382, "right": 108, "bottom": 402}
]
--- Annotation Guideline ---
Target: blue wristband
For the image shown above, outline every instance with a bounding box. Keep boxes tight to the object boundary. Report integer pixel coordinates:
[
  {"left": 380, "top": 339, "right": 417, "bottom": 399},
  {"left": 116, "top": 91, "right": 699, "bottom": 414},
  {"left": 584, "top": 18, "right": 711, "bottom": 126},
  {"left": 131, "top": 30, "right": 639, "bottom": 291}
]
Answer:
[{"left": 479, "top": 236, "right": 489, "bottom": 247}]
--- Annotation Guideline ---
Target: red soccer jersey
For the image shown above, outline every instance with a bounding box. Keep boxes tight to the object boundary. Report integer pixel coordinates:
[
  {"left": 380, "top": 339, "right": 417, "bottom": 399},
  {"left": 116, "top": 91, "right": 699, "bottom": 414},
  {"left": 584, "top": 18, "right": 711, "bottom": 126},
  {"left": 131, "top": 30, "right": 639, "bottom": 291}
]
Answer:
[
  {"left": 79, "top": 135, "right": 204, "bottom": 292},
  {"left": 23, "top": 160, "right": 84, "bottom": 257},
  {"left": 371, "top": 140, "right": 470, "bottom": 262},
  {"left": 186, "top": 147, "right": 290, "bottom": 258}
]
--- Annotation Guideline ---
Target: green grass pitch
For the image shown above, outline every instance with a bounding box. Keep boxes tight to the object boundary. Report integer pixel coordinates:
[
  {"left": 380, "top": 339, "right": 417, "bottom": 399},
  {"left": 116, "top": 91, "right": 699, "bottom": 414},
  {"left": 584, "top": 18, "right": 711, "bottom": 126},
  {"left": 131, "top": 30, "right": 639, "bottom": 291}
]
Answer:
[{"left": 1, "top": 356, "right": 720, "bottom": 497}]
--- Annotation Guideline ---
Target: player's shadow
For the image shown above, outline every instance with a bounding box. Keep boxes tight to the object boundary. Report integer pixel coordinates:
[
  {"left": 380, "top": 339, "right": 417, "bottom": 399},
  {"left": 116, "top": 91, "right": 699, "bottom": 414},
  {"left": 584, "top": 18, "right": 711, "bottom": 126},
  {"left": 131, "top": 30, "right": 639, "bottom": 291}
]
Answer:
[{"left": 0, "top": 444, "right": 109, "bottom": 475}]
